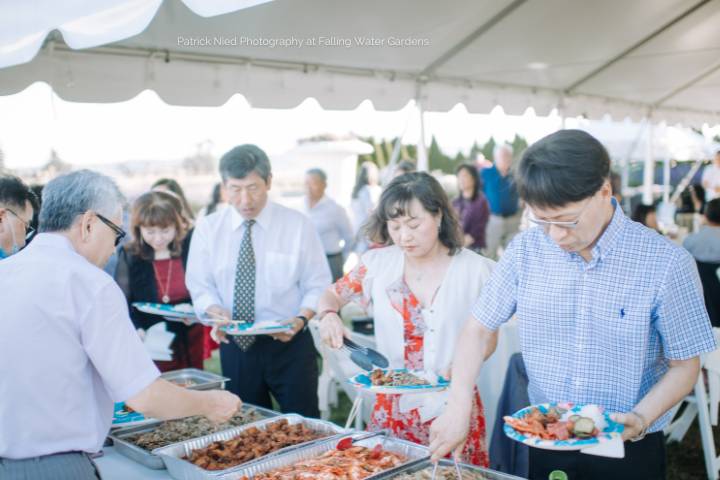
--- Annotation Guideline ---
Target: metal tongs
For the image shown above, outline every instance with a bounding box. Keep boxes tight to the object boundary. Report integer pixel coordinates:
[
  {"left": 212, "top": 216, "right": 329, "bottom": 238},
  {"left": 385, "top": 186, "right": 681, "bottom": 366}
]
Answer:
[
  {"left": 342, "top": 336, "right": 389, "bottom": 371},
  {"left": 430, "top": 456, "right": 464, "bottom": 479},
  {"left": 335, "top": 429, "right": 389, "bottom": 451}
]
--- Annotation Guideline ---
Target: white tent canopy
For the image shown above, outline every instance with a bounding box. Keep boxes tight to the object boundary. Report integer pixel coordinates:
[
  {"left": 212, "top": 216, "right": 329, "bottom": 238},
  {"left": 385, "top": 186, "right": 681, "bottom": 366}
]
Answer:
[{"left": 1, "top": 0, "right": 719, "bottom": 126}]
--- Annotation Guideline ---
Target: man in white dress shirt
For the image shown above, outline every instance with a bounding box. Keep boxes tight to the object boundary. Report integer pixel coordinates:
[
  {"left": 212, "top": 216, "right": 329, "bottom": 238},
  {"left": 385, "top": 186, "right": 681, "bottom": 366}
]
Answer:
[
  {"left": 187, "top": 145, "right": 331, "bottom": 417},
  {"left": 702, "top": 151, "right": 720, "bottom": 201},
  {"left": 0, "top": 170, "right": 240, "bottom": 480},
  {"left": 303, "top": 168, "right": 354, "bottom": 281}
]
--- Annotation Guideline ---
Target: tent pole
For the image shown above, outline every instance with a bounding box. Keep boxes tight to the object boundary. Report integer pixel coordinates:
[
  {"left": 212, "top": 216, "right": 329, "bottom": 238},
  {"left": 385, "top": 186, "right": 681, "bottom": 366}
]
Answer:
[
  {"left": 663, "top": 153, "right": 671, "bottom": 205},
  {"left": 643, "top": 117, "right": 655, "bottom": 205},
  {"left": 416, "top": 96, "right": 429, "bottom": 172}
]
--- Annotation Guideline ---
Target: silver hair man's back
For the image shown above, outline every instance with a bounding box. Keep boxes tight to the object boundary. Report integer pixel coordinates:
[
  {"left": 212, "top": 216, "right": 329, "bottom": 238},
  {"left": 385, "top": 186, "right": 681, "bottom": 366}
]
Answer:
[{"left": 39, "top": 170, "right": 125, "bottom": 233}]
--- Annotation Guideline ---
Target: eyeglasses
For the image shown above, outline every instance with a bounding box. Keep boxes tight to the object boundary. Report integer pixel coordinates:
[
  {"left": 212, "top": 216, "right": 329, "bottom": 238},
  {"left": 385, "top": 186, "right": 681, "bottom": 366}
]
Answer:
[
  {"left": 6, "top": 208, "right": 35, "bottom": 241},
  {"left": 96, "top": 213, "right": 127, "bottom": 247},
  {"left": 528, "top": 196, "right": 594, "bottom": 231}
]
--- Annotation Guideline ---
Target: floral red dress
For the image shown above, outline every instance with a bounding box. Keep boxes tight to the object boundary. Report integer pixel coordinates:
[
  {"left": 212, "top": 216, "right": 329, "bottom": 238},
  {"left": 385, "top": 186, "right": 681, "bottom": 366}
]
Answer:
[{"left": 334, "top": 262, "right": 489, "bottom": 467}]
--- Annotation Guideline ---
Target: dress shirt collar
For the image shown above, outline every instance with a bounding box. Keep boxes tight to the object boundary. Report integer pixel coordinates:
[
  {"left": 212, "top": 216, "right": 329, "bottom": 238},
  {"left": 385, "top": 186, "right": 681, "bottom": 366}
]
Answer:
[
  {"left": 229, "top": 201, "right": 274, "bottom": 232},
  {"left": 305, "top": 195, "right": 329, "bottom": 211},
  {"left": 590, "top": 197, "right": 626, "bottom": 262},
  {"left": 29, "top": 232, "right": 77, "bottom": 254}
]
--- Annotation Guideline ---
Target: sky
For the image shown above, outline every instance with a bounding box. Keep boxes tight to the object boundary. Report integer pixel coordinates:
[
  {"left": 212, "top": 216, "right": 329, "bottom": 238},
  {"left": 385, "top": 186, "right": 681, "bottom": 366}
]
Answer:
[{"left": 0, "top": 81, "right": 570, "bottom": 169}]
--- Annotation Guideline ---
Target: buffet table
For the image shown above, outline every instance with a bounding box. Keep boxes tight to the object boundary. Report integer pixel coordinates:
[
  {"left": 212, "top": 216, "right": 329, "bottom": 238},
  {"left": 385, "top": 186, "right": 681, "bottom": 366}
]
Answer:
[{"left": 95, "top": 447, "right": 171, "bottom": 480}]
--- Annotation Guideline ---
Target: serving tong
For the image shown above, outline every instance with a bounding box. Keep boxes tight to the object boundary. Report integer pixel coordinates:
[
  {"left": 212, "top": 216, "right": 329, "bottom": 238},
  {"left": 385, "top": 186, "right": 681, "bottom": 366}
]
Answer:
[
  {"left": 342, "top": 337, "right": 389, "bottom": 371},
  {"left": 430, "top": 456, "right": 465, "bottom": 479}
]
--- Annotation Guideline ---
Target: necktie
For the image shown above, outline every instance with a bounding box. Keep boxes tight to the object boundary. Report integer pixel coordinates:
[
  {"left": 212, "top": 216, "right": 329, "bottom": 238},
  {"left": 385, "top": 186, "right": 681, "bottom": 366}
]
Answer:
[{"left": 232, "top": 219, "right": 256, "bottom": 351}]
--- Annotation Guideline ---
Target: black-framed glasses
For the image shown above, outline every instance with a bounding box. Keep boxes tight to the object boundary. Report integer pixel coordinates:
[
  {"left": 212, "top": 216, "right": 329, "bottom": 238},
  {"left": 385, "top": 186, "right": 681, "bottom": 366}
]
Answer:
[
  {"left": 96, "top": 213, "right": 126, "bottom": 247},
  {"left": 6, "top": 208, "right": 35, "bottom": 241}
]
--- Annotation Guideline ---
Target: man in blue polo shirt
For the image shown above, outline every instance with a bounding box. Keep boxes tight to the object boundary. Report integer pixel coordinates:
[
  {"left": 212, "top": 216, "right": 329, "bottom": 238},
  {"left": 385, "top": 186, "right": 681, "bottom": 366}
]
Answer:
[
  {"left": 430, "top": 130, "right": 715, "bottom": 480},
  {"left": 482, "top": 144, "right": 520, "bottom": 259}
]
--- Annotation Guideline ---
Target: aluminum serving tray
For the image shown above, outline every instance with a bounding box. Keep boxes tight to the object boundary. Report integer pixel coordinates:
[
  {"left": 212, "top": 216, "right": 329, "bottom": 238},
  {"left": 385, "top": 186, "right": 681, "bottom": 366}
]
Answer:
[
  {"left": 218, "top": 433, "right": 430, "bottom": 480},
  {"left": 381, "top": 459, "right": 526, "bottom": 480},
  {"left": 156, "top": 414, "right": 348, "bottom": 480},
  {"left": 109, "top": 404, "right": 279, "bottom": 470},
  {"left": 160, "top": 368, "right": 231, "bottom": 391}
]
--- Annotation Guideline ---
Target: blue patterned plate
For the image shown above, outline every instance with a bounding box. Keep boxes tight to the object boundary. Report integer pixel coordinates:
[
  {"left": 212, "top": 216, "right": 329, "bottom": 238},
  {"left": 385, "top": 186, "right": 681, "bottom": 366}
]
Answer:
[
  {"left": 348, "top": 369, "right": 449, "bottom": 395},
  {"left": 220, "top": 322, "right": 293, "bottom": 336},
  {"left": 504, "top": 402, "right": 624, "bottom": 451},
  {"left": 112, "top": 402, "right": 154, "bottom": 427},
  {"left": 132, "top": 302, "right": 196, "bottom": 320}
]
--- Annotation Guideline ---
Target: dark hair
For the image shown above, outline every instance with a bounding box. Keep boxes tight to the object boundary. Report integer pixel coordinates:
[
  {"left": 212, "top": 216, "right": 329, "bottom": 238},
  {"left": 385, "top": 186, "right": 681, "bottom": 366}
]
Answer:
[
  {"left": 151, "top": 178, "right": 195, "bottom": 220},
  {"left": 127, "top": 191, "right": 189, "bottom": 261},
  {"left": 516, "top": 129, "right": 611, "bottom": 208},
  {"left": 306, "top": 168, "right": 327, "bottom": 183},
  {"left": 455, "top": 163, "right": 481, "bottom": 201},
  {"left": 631, "top": 203, "right": 656, "bottom": 226},
  {"left": 206, "top": 183, "right": 223, "bottom": 216},
  {"left": 219, "top": 144, "right": 271, "bottom": 183},
  {"left": 706, "top": 198, "right": 720, "bottom": 225},
  {"left": 395, "top": 160, "right": 416, "bottom": 175},
  {"left": 364, "top": 172, "right": 463, "bottom": 255},
  {"left": 352, "top": 161, "right": 378, "bottom": 199},
  {"left": 0, "top": 175, "right": 38, "bottom": 212}
]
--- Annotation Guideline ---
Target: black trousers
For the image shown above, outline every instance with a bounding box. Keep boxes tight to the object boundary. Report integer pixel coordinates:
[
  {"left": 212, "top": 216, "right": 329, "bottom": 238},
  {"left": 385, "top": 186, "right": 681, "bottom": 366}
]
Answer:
[
  {"left": 219, "top": 329, "right": 320, "bottom": 418},
  {"left": 528, "top": 432, "right": 666, "bottom": 480}
]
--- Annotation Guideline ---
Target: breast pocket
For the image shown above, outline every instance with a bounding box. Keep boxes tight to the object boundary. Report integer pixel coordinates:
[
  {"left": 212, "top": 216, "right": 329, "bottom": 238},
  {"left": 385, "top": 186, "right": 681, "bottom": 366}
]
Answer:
[{"left": 264, "top": 252, "right": 298, "bottom": 292}]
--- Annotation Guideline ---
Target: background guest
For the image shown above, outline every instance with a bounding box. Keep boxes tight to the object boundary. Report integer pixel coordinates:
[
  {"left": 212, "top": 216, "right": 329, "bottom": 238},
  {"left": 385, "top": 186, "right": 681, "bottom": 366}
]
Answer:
[
  {"left": 0, "top": 174, "right": 37, "bottom": 259},
  {"left": 303, "top": 168, "right": 354, "bottom": 281},
  {"left": 453, "top": 164, "right": 490, "bottom": 253},
  {"left": 115, "top": 190, "right": 202, "bottom": 371},
  {"left": 152, "top": 177, "right": 196, "bottom": 222},
  {"left": 351, "top": 161, "right": 382, "bottom": 254},
  {"left": 631, "top": 203, "right": 659, "bottom": 231},
  {"left": 198, "top": 182, "right": 228, "bottom": 219},
  {"left": 684, "top": 198, "right": 720, "bottom": 263},
  {"left": 482, "top": 144, "right": 520, "bottom": 259},
  {"left": 702, "top": 151, "right": 720, "bottom": 202}
]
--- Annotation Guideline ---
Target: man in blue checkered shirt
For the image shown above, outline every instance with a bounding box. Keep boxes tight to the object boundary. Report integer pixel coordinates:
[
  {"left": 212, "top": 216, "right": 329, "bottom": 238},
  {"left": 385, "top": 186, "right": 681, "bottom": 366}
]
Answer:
[{"left": 429, "top": 130, "right": 716, "bottom": 479}]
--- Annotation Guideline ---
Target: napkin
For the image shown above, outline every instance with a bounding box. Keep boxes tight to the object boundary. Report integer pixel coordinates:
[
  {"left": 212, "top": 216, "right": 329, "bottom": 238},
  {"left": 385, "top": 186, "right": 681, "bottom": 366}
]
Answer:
[
  {"left": 580, "top": 435, "right": 625, "bottom": 458},
  {"left": 144, "top": 322, "right": 175, "bottom": 361}
]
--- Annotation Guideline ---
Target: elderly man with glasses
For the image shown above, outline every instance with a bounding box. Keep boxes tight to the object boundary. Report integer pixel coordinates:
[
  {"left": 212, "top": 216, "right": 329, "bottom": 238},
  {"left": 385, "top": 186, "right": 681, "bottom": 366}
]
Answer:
[
  {"left": 0, "top": 170, "right": 241, "bottom": 480},
  {"left": 430, "top": 130, "right": 716, "bottom": 480},
  {"left": 0, "top": 175, "right": 37, "bottom": 259}
]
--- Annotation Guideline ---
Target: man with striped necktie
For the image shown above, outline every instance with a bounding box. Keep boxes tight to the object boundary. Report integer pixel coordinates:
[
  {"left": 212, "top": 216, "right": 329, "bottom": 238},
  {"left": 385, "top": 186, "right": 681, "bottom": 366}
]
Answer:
[{"left": 187, "top": 145, "right": 331, "bottom": 417}]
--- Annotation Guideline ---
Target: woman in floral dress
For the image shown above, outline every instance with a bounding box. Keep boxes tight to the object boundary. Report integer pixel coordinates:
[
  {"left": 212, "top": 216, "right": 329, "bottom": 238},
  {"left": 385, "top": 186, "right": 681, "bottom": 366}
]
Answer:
[{"left": 318, "top": 172, "right": 495, "bottom": 466}]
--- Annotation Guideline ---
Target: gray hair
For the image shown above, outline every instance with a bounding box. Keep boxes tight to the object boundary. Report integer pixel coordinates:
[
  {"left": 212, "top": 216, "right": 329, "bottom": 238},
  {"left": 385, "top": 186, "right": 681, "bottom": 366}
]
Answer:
[
  {"left": 219, "top": 144, "right": 272, "bottom": 183},
  {"left": 493, "top": 143, "right": 513, "bottom": 159},
  {"left": 39, "top": 170, "right": 125, "bottom": 233},
  {"left": 306, "top": 168, "right": 327, "bottom": 183}
]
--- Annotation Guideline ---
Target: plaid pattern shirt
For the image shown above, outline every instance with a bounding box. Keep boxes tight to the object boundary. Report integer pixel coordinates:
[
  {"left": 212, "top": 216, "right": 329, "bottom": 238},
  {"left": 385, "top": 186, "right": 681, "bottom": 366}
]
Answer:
[{"left": 472, "top": 201, "right": 716, "bottom": 431}]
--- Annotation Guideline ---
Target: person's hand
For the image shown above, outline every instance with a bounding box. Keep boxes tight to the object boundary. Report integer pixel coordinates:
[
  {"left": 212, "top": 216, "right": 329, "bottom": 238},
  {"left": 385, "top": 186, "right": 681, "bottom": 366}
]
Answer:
[
  {"left": 319, "top": 312, "right": 349, "bottom": 350},
  {"left": 201, "top": 390, "right": 242, "bottom": 424},
  {"left": 206, "top": 305, "right": 231, "bottom": 344},
  {"left": 181, "top": 317, "right": 194, "bottom": 326},
  {"left": 428, "top": 401, "right": 471, "bottom": 462},
  {"left": 270, "top": 317, "right": 304, "bottom": 343},
  {"left": 610, "top": 411, "right": 646, "bottom": 441}
]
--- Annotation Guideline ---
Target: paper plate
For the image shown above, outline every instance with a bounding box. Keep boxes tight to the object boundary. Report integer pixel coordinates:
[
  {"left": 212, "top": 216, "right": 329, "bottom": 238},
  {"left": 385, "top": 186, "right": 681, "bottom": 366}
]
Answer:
[
  {"left": 503, "top": 402, "right": 624, "bottom": 451},
  {"left": 347, "top": 369, "right": 449, "bottom": 395},
  {"left": 132, "top": 302, "right": 196, "bottom": 320}
]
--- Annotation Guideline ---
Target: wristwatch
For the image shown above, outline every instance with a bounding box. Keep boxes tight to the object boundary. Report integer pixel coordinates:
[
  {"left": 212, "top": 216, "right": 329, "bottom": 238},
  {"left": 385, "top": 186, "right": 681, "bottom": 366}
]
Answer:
[{"left": 296, "top": 315, "right": 309, "bottom": 330}]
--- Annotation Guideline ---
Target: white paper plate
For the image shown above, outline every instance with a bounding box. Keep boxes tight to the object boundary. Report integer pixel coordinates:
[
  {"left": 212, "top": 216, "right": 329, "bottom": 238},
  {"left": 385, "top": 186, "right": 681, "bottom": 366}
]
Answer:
[
  {"left": 220, "top": 322, "right": 293, "bottom": 336},
  {"left": 132, "top": 302, "right": 195, "bottom": 320}
]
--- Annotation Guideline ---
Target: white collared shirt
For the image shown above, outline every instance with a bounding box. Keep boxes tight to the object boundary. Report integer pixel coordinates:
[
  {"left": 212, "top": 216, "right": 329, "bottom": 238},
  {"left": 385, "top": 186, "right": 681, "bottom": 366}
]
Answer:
[
  {"left": 186, "top": 201, "right": 332, "bottom": 322},
  {"left": 302, "top": 195, "right": 354, "bottom": 256},
  {"left": 0, "top": 234, "right": 160, "bottom": 459}
]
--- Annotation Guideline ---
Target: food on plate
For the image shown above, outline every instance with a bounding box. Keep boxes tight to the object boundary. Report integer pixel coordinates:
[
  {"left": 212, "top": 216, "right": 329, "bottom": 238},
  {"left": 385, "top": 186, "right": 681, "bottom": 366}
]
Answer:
[
  {"left": 185, "top": 418, "right": 328, "bottom": 471},
  {"left": 391, "top": 466, "right": 488, "bottom": 479},
  {"left": 504, "top": 405, "right": 601, "bottom": 441},
  {"left": 124, "top": 408, "right": 266, "bottom": 451},
  {"left": 369, "top": 369, "right": 430, "bottom": 387},
  {"left": 116, "top": 403, "right": 135, "bottom": 415},
  {"left": 242, "top": 445, "right": 407, "bottom": 479}
]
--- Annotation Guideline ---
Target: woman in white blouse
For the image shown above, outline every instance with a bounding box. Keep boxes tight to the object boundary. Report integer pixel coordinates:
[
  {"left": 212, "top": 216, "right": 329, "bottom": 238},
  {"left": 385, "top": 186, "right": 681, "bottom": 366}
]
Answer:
[{"left": 318, "top": 172, "right": 495, "bottom": 466}]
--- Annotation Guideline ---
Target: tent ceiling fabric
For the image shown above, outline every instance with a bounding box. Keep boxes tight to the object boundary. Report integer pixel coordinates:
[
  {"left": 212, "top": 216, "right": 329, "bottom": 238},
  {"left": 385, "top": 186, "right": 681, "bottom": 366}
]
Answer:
[{"left": 0, "top": 0, "right": 718, "bottom": 126}]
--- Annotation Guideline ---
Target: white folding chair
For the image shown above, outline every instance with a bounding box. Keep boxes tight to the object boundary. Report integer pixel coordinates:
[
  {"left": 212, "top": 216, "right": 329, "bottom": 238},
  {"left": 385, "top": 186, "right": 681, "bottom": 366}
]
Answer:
[{"left": 664, "top": 329, "right": 720, "bottom": 480}]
